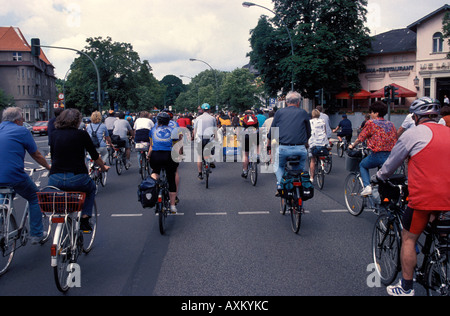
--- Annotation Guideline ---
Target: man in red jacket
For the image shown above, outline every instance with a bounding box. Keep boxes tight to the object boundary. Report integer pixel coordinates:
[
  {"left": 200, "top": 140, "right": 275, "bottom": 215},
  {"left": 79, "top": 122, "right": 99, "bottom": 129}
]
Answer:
[{"left": 376, "top": 97, "right": 450, "bottom": 296}]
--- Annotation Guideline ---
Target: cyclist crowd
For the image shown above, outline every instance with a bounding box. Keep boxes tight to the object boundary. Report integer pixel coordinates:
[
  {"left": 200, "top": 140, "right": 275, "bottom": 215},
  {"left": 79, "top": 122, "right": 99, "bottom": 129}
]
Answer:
[{"left": 1, "top": 90, "right": 450, "bottom": 295}]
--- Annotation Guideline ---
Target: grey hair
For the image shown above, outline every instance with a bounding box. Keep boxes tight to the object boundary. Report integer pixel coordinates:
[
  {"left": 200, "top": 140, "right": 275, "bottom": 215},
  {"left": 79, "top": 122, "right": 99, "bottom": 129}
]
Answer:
[
  {"left": 2, "top": 107, "right": 23, "bottom": 122},
  {"left": 286, "top": 91, "right": 301, "bottom": 105}
]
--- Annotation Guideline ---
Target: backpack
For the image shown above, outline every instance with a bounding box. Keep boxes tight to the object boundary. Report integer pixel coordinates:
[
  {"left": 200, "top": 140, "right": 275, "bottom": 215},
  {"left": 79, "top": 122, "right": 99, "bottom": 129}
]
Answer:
[
  {"left": 90, "top": 124, "right": 102, "bottom": 148},
  {"left": 242, "top": 114, "right": 258, "bottom": 128},
  {"left": 219, "top": 116, "right": 231, "bottom": 127},
  {"left": 137, "top": 176, "right": 158, "bottom": 208}
]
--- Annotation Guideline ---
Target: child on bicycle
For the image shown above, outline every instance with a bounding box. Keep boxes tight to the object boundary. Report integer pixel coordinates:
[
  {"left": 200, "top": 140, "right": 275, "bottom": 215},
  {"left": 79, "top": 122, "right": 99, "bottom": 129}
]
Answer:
[{"left": 308, "top": 109, "right": 329, "bottom": 182}]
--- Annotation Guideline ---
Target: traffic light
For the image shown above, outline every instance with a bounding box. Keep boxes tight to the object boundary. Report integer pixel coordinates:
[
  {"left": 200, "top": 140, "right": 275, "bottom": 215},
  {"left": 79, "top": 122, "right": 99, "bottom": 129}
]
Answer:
[
  {"left": 30, "top": 38, "right": 40, "bottom": 57},
  {"left": 391, "top": 86, "right": 399, "bottom": 102},
  {"left": 90, "top": 91, "right": 97, "bottom": 101},
  {"left": 384, "top": 85, "right": 391, "bottom": 99},
  {"left": 315, "top": 89, "right": 323, "bottom": 105},
  {"left": 102, "top": 90, "right": 109, "bottom": 102}
]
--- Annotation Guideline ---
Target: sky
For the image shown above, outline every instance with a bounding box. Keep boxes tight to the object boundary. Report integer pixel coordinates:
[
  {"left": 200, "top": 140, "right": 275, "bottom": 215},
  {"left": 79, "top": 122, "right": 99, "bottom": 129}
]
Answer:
[{"left": 0, "top": 0, "right": 448, "bottom": 82}]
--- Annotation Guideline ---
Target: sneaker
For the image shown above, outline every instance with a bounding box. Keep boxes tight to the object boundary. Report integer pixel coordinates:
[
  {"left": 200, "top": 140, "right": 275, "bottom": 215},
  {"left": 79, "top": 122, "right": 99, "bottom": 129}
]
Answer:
[
  {"left": 387, "top": 280, "right": 415, "bottom": 296},
  {"left": 170, "top": 205, "right": 177, "bottom": 214},
  {"left": 241, "top": 170, "right": 248, "bottom": 178},
  {"left": 360, "top": 185, "right": 372, "bottom": 196},
  {"left": 275, "top": 184, "right": 283, "bottom": 197},
  {"left": 198, "top": 173, "right": 203, "bottom": 180},
  {"left": 80, "top": 217, "right": 92, "bottom": 232},
  {"left": 210, "top": 163, "right": 216, "bottom": 169},
  {"left": 30, "top": 232, "right": 48, "bottom": 245}
]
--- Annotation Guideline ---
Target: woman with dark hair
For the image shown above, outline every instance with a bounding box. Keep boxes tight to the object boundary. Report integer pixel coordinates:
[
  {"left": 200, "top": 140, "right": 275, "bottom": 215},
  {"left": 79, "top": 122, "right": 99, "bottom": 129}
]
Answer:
[
  {"left": 348, "top": 101, "right": 397, "bottom": 196},
  {"left": 49, "top": 109, "right": 109, "bottom": 231}
]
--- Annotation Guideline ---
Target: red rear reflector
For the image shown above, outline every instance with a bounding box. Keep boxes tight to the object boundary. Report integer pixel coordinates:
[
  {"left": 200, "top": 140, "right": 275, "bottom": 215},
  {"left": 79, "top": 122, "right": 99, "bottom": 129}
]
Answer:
[
  {"left": 51, "top": 245, "right": 57, "bottom": 257},
  {"left": 293, "top": 182, "right": 302, "bottom": 187},
  {"left": 158, "top": 196, "right": 162, "bottom": 203},
  {"left": 52, "top": 217, "right": 65, "bottom": 223},
  {"left": 298, "top": 198, "right": 303, "bottom": 206}
]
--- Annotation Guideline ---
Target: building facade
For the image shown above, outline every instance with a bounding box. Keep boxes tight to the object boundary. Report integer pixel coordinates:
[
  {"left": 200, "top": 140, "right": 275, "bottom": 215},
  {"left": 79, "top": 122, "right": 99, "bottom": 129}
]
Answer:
[
  {"left": 356, "top": 5, "right": 450, "bottom": 110},
  {"left": 0, "top": 26, "right": 56, "bottom": 122}
]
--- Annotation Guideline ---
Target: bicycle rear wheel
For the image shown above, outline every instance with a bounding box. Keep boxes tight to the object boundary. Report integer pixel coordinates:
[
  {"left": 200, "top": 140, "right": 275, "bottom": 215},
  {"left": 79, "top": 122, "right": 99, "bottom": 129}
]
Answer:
[
  {"left": 250, "top": 162, "right": 258, "bottom": 186},
  {"left": 323, "top": 155, "right": 332, "bottom": 174},
  {"left": 157, "top": 202, "right": 166, "bottom": 235},
  {"left": 82, "top": 201, "right": 97, "bottom": 253},
  {"left": 0, "top": 210, "right": 17, "bottom": 276},
  {"left": 344, "top": 173, "right": 365, "bottom": 216},
  {"left": 116, "top": 155, "right": 123, "bottom": 175},
  {"left": 316, "top": 162, "right": 325, "bottom": 190},
  {"left": 372, "top": 213, "right": 401, "bottom": 286},
  {"left": 337, "top": 142, "right": 344, "bottom": 157},
  {"left": 290, "top": 188, "right": 302, "bottom": 234}
]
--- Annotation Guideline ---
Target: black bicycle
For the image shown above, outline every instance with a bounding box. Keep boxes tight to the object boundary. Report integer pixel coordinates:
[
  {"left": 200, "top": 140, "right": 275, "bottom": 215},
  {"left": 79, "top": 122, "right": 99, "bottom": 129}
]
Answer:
[
  {"left": 372, "top": 177, "right": 450, "bottom": 296},
  {"left": 280, "top": 156, "right": 305, "bottom": 234},
  {"left": 156, "top": 168, "right": 171, "bottom": 235}
]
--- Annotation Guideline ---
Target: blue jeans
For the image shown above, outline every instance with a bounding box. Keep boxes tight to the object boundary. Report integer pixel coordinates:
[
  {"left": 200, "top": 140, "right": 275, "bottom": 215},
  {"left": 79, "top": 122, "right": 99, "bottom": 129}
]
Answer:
[
  {"left": 0, "top": 177, "right": 43, "bottom": 237},
  {"left": 274, "top": 145, "right": 308, "bottom": 185},
  {"left": 48, "top": 173, "right": 96, "bottom": 217},
  {"left": 360, "top": 151, "right": 390, "bottom": 187}
]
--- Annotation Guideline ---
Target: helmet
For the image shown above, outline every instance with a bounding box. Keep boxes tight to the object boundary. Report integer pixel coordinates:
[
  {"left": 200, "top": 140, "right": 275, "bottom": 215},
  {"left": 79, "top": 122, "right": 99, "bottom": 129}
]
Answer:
[
  {"left": 409, "top": 97, "right": 441, "bottom": 116},
  {"left": 162, "top": 108, "right": 174, "bottom": 119},
  {"left": 201, "top": 103, "right": 211, "bottom": 110},
  {"left": 156, "top": 112, "right": 171, "bottom": 125}
]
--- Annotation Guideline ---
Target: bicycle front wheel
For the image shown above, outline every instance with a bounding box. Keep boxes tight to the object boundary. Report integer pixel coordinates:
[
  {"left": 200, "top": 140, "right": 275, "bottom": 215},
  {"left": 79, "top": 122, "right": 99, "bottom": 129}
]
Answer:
[
  {"left": 426, "top": 253, "right": 450, "bottom": 296},
  {"left": 82, "top": 202, "right": 97, "bottom": 253},
  {"left": 53, "top": 220, "right": 72, "bottom": 292},
  {"left": 337, "top": 143, "right": 344, "bottom": 157},
  {"left": 372, "top": 213, "right": 401, "bottom": 286},
  {"left": 323, "top": 155, "right": 332, "bottom": 174},
  {"left": 0, "top": 210, "right": 17, "bottom": 276},
  {"left": 344, "top": 173, "right": 365, "bottom": 216},
  {"left": 116, "top": 155, "right": 123, "bottom": 175}
]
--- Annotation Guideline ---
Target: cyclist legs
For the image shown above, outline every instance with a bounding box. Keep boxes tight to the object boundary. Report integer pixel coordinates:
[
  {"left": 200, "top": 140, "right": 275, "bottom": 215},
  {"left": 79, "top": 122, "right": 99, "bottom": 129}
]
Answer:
[
  {"left": 9, "top": 177, "right": 43, "bottom": 237},
  {"left": 359, "top": 151, "right": 390, "bottom": 187},
  {"left": 275, "top": 145, "right": 307, "bottom": 184}
]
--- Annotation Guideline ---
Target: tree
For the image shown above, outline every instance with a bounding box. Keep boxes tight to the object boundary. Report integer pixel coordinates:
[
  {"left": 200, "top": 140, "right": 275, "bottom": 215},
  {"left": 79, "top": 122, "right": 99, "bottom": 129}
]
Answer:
[
  {"left": 64, "top": 37, "right": 163, "bottom": 114},
  {"left": 160, "top": 75, "right": 186, "bottom": 109},
  {"left": 248, "top": 0, "right": 371, "bottom": 99},
  {"left": 0, "top": 88, "right": 14, "bottom": 110},
  {"left": 220, "top": 68, "right": 264, "bottom": 112}
]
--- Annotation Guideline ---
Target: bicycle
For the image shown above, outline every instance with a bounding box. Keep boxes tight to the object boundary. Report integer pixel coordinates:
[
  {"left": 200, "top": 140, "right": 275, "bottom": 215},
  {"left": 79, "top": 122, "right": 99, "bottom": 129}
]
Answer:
[
  {"left": 201, "top": 158, "right": 211, "bottom": 189},
  {"left": 114, "top": 146, "right": 129, "bottom": 176},
  {"left": 87, "top": 157, "right": 107, "bottom": 194},
  {"left": 0, "top": 167, "right": 51, "bottom": 276},
  {"left": 37, "top": 187, "right": 98, "bottom": 292},
  {"left": 372, "top": 178, "right": 450, "bottom": 296},
  {"left": 136, "top": 142, "right": 151, "bottom": 180},
  {"left": 336, "top": 135, "right": 350, "bottom": 157},
  {"left": 279, "top": 156, "right": 306, "bottom": 234},
  {"left": 155, "top": 168, "right": 174, "bottom": 235}
]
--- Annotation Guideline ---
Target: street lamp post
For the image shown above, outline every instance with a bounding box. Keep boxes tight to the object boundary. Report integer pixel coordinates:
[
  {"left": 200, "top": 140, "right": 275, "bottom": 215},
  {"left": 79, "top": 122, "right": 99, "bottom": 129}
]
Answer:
[
  {"left": 189, "top": 58, "right": 219, "bottom": 111},
  {"left": 242, "top": 1, "right": 295, "bottom": 92}
]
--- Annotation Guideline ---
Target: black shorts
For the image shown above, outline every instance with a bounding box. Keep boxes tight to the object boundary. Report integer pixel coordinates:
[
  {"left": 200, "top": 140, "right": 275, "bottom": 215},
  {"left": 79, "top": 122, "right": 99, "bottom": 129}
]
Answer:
[
  {"left": 337, "top": 132, "right": 352, "bottom": 142},
  {"left": 150, "top": 151, "right": 179, "bottom": 192},
  {"left": 244, "top": 132, "right": 260, "bottom": 152}
]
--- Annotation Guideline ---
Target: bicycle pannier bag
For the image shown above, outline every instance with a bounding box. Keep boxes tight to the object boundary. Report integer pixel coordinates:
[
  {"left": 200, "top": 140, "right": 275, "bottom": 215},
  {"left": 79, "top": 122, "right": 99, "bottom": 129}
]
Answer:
[
  {"left": 138, "top": 176, "right": 158, "bottom": 208},
  {"left": 300, "top": 172, "right": 314, "bottom": 201}
]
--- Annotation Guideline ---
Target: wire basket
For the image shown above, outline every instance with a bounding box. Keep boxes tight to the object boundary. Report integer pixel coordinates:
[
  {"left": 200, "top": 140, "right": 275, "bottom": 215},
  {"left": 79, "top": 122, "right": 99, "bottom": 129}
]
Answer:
[
  {"left": 37, "top": 191, "right": 86, "bottom": 214},
  {"left": 345, "top": 155, "right": 362, "bottom": 172}
]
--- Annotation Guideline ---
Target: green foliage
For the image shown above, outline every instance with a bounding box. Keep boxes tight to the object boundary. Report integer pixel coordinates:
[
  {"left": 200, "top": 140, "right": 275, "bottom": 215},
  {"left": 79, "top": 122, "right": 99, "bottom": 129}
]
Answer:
[
  {"left": 64, "top": 36, "right": 164, "bottom": 115},
  {"left": 0, "top": 88, "right": 15, "bottom": 110},
  {"left": 248, "top": 0, "right": 371, "bottom": 99}
]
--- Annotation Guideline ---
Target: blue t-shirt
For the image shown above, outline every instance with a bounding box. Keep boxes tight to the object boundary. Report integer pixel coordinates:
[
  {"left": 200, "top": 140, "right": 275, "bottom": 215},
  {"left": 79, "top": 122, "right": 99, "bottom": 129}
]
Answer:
[
  {"left": 150, "top": 125, "right": 178, "bottom": 151},
  {"left": 338, "top": 118, "right": 353, "bottom": 134},
  {"left": 0, "top": 121, "right": 37, "bottom": 184},
  {"left": 256, "top": 114, "right": 266, "bottom": 127}
]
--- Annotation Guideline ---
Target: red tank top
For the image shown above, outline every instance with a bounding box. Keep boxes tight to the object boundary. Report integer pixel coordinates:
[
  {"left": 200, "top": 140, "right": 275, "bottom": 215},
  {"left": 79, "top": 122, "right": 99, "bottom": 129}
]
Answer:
[{"left": 408, "top": 123, "right": 450, "bottom": 210}]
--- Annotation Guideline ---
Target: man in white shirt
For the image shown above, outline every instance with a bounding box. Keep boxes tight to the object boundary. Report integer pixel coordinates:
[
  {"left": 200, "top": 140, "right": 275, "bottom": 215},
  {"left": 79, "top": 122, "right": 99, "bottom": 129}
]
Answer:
[{"left": 193, "top": 103, "right": 217, "bottom": 179}]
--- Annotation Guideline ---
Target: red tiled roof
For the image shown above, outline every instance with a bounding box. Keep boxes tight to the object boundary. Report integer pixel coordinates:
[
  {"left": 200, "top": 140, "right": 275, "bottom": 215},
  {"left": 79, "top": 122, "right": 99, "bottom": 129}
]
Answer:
[{"left": 0, "top": 26, "right": 53, "bottom": 66}]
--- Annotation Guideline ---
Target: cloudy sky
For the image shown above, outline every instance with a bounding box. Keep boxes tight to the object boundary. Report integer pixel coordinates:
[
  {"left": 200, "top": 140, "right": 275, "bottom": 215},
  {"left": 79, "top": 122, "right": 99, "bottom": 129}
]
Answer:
[{"left": 1, "top": 0, "right": 447, "bottom": 82}]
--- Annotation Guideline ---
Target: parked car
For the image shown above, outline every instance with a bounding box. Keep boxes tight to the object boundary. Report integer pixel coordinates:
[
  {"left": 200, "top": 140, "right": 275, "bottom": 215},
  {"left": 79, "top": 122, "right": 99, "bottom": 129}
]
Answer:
[{"left": 32, "top": 121, "right": 48, "bottom": 135}]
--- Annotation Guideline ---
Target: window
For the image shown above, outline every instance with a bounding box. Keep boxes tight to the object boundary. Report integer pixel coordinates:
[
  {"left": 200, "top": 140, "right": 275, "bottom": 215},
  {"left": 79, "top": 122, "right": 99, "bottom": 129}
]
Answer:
[
  {"left": 12, "top": 52, "right": 22, "bottom": 61},
  {"left": 433, "top": 32, "right": 443, "bottom": 53},
  {"left": 424, "top": 78, "right": 431, "bottom": 97}
]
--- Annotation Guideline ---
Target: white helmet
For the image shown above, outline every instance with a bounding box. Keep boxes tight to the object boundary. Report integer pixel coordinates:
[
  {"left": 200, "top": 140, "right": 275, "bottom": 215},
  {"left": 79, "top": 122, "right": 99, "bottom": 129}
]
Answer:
[{"left": 409, "top": 97, "right": 441, "bottom": 116}]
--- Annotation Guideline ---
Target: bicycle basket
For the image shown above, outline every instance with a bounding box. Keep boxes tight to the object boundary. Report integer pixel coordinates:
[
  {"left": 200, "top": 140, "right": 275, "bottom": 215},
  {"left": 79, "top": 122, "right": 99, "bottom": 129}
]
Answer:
[
  {"left": 37, "top": 189, "right": 86, "bottom": 214},
  {"left": 345, "top": 154, "right": 361, "bottom": 172}
]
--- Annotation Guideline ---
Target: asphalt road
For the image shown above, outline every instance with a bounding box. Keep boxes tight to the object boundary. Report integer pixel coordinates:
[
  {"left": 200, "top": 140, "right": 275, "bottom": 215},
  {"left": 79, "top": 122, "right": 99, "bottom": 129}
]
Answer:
[{"left": 0, "top": 134, "right": 427, "bottom": 297}]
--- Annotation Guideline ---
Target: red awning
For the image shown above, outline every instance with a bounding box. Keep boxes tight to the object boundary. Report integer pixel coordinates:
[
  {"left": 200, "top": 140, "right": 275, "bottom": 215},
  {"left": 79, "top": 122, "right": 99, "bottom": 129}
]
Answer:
[
  {"left": 370, "top": 83, "right": 417, "bottom": 98},
  {"left": 335, "top": 89, "right": 371, "bottom": 100}
]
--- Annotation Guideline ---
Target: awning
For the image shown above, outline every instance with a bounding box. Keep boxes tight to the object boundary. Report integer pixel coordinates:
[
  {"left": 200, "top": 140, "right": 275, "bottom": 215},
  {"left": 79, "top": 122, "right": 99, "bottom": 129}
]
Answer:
[
  {"left": 335, "top": 89, "right": 371, "bottom": 100},
  {"left": 370, "top": 83, "right": 417, "bottom": 98}
]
